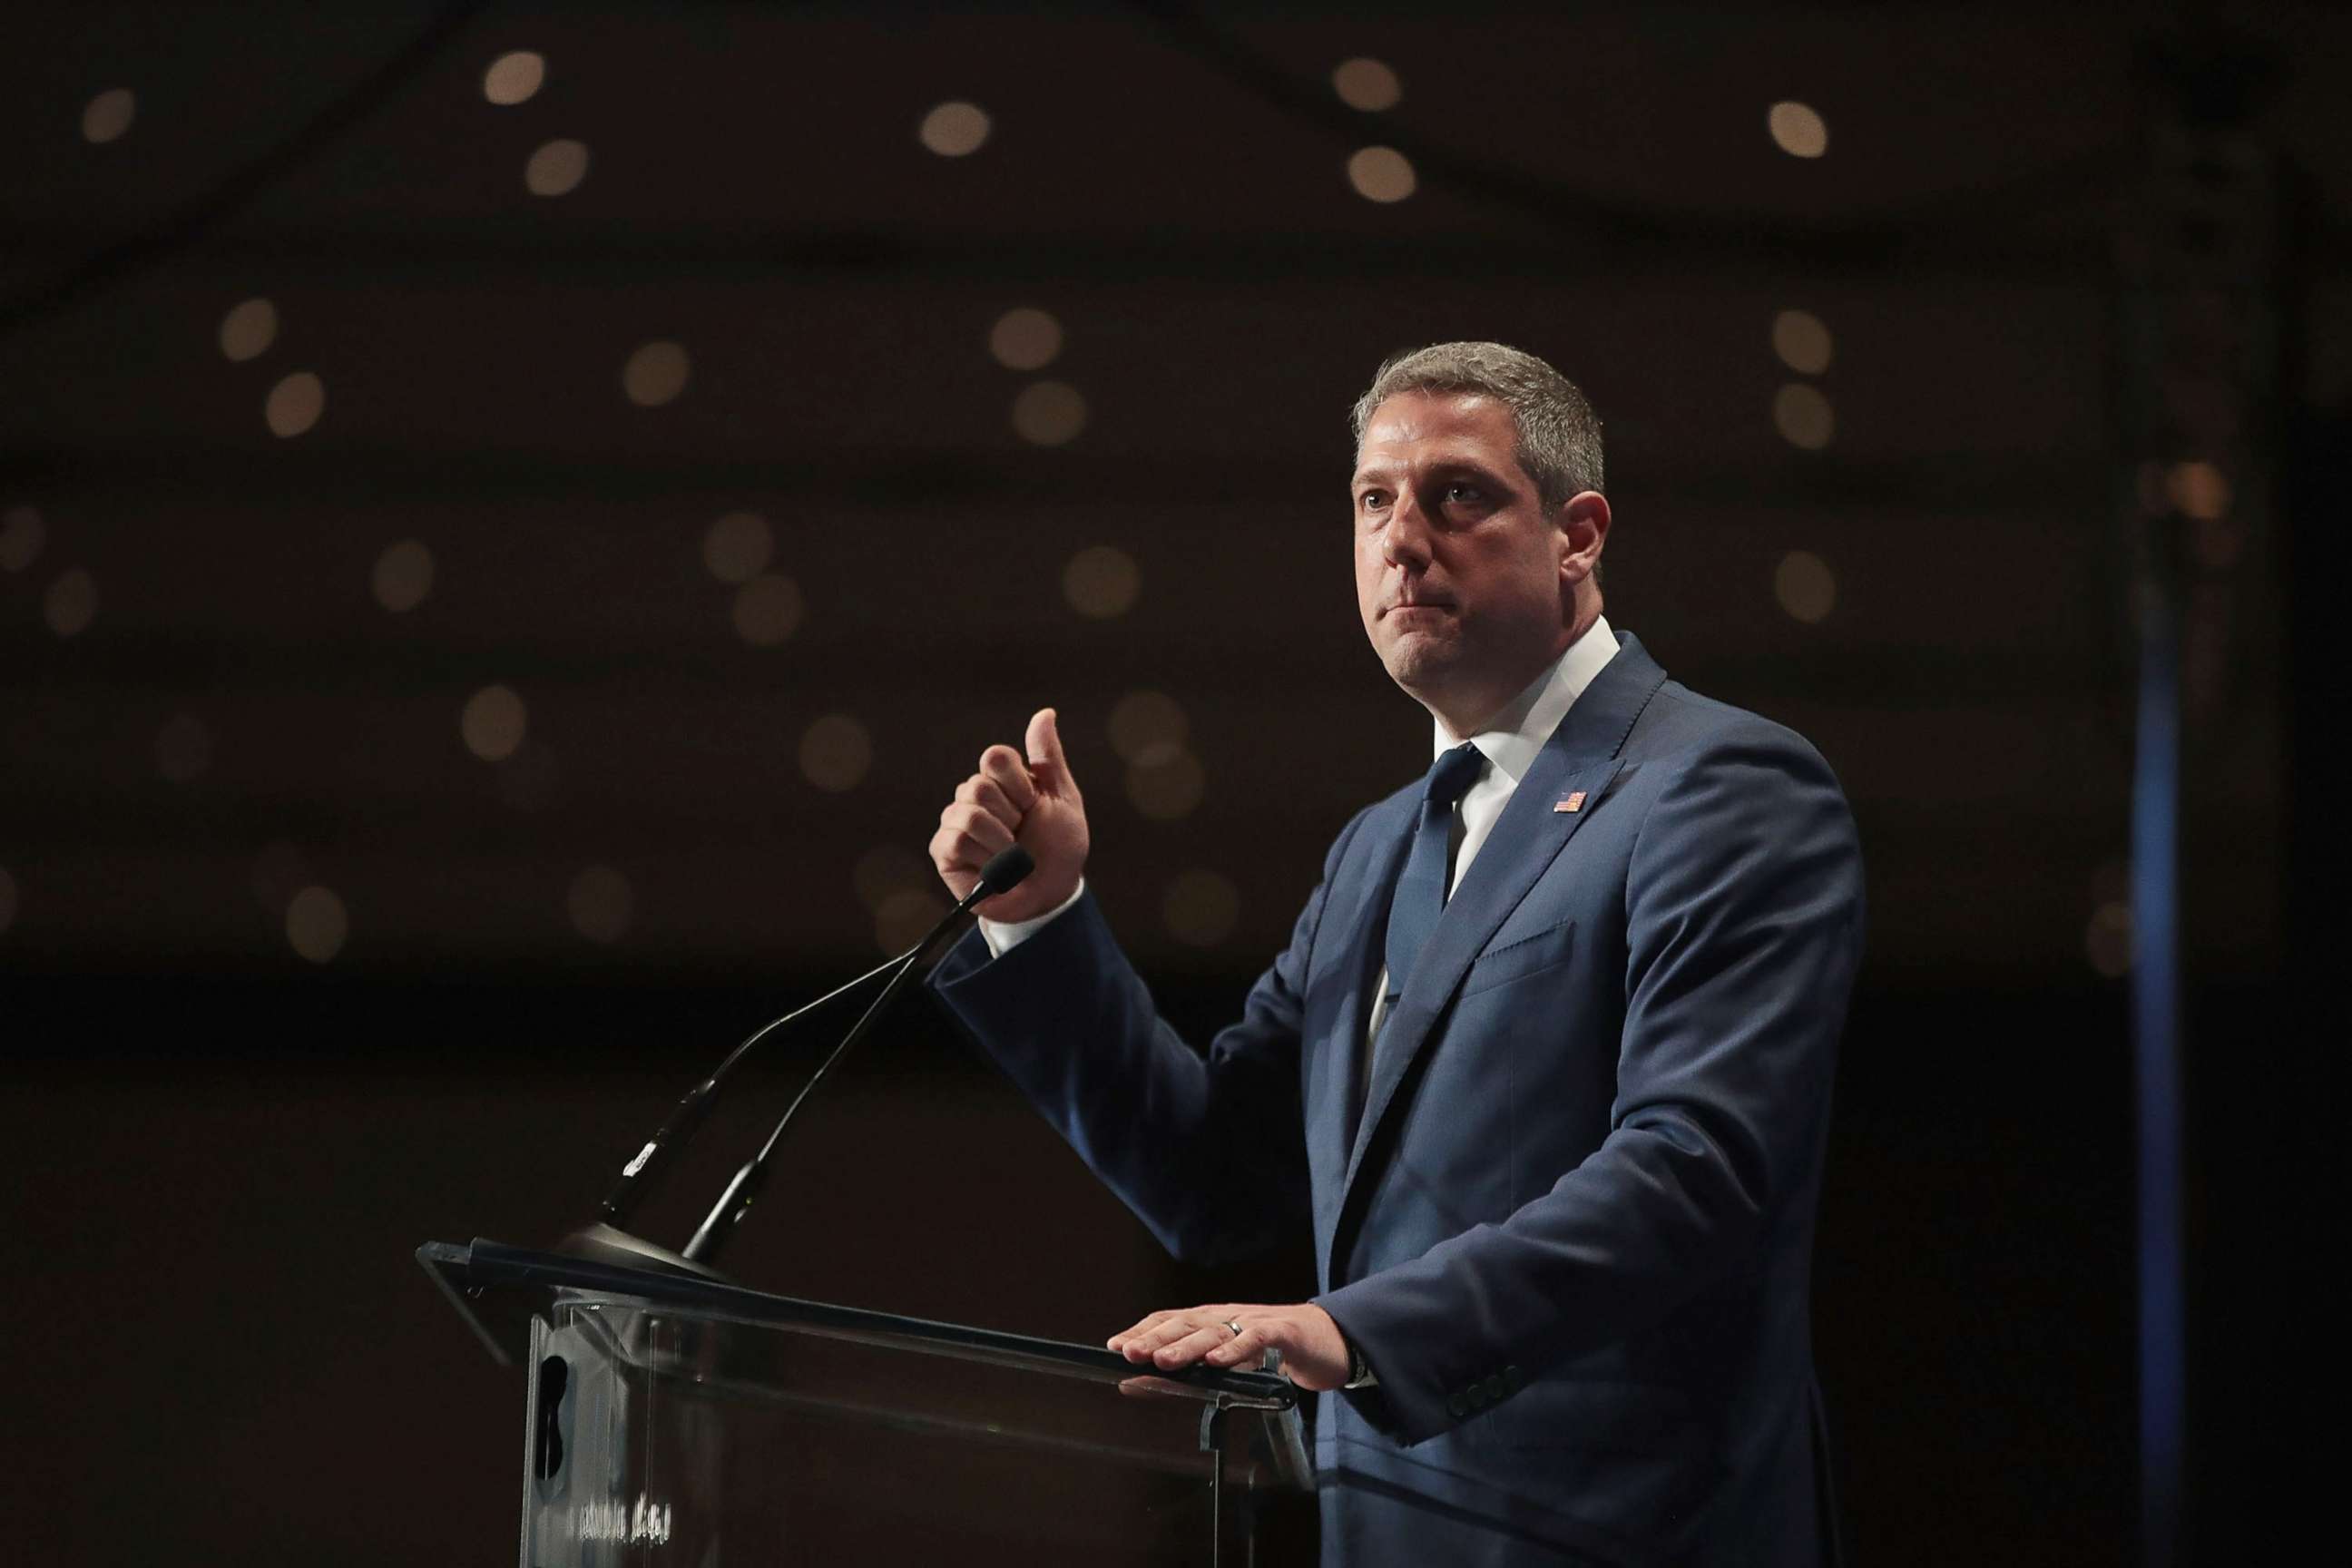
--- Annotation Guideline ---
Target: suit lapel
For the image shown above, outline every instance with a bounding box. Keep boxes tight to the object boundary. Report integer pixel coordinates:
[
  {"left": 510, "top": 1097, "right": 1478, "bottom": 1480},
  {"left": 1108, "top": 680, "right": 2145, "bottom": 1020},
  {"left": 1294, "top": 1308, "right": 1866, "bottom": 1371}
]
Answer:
[{"left": 1326, "top": 633, "right": 1672, "bottom": 1275}]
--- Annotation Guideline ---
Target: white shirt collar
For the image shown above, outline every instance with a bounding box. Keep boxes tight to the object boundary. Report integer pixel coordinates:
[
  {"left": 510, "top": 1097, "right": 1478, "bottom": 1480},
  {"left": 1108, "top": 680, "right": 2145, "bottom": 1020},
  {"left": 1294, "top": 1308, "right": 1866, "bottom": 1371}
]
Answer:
[{"left": 1433, "top": 613, "right": 1618, "bottom": 783}]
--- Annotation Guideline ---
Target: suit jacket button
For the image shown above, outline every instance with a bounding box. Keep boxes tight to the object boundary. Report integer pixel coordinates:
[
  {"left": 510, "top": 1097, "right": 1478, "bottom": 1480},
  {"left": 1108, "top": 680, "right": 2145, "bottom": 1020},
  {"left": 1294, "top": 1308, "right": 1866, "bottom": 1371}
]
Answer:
[
  {"left": 1504, "top": 1365, "right": 1525, "bottom": 1393},
  {"left": 1447, "top": 1393, "right": 1469, "bottom": 1418},
  {"left": 1483, "top": 1374, "right": 1506, "bottom": 1402},
  {"left": 1467, "top": 1383, "right": 1489, "bottom": 1409}
]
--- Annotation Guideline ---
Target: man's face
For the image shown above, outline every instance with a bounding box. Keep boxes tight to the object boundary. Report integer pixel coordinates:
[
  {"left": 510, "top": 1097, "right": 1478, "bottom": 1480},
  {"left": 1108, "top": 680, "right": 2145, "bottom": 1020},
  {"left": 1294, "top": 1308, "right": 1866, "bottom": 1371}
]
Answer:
[{"left": 1352, "top": 391, "right": 1574, "bottom": 730}]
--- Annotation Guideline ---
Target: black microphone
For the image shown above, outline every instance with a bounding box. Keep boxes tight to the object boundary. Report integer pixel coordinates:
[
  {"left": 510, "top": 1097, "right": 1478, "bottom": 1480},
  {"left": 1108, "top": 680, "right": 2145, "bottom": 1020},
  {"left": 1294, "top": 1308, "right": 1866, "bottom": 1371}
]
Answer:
[
  {"left": 561, "top": 845, "right": 1034, "bottom": 1279},
  {"left": 679, "top": 845, "right": 1035, "bottom": 1267}
]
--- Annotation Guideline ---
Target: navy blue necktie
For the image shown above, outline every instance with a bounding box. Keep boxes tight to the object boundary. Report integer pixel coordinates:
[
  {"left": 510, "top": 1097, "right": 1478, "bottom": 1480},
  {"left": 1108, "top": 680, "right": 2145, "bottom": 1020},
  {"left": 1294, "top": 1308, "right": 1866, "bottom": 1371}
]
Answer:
[{"left": 1381, "top": 741, "right": 1486, "bottom": 1014}]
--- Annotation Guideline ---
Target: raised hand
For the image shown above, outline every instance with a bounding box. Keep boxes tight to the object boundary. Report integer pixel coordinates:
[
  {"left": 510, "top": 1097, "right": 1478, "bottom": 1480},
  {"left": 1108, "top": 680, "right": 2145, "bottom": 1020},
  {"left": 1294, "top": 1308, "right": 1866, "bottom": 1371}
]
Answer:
[{"left": 929, "top": 706, "right": 1090, "bottom": 925}]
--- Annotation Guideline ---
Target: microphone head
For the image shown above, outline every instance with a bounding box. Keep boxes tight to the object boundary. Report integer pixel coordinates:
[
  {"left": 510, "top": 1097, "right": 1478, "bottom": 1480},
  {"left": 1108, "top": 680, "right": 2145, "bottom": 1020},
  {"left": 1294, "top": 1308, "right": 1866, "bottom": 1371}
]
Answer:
[{"left": 978, "top": 844, "right": 1035, "bottom": 894}]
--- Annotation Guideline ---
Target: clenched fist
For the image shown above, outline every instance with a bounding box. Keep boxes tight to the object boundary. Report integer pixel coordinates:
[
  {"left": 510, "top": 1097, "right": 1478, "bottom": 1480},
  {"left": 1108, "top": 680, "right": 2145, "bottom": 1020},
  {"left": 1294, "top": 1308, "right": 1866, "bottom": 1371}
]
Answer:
[{"left": 929, "top": 707, "right": 1090, "bottom": 925}]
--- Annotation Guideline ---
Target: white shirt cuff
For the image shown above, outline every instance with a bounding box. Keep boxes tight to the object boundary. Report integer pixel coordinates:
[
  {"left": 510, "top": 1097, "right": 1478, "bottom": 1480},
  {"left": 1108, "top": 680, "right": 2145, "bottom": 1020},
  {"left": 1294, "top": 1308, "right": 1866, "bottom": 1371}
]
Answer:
[{"left": 976, "top": 878, "right": 1086, "bottom": 958}]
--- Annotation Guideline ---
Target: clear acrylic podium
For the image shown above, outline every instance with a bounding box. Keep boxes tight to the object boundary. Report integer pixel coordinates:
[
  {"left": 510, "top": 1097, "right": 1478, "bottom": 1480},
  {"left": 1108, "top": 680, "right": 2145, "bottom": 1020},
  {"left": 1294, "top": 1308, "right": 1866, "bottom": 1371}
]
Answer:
[{"left": 419, "top": 1238, "right": 1310, "bottom": 1566}]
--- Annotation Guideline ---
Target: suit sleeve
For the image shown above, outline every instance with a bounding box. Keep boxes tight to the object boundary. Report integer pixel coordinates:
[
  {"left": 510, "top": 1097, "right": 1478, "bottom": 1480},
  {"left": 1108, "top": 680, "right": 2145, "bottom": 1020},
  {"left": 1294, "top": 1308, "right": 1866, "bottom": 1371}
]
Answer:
[
  {"left": 927, "top": 809, "right": 1372, "bottom": 1265},
  {"left": 1314, "top": 723, "right": 1866, "bottom": 1442}
]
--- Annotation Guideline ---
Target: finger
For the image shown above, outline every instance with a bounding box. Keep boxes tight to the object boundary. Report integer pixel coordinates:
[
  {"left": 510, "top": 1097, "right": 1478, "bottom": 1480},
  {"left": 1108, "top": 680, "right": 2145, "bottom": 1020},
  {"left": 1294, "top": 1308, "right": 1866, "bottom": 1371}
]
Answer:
[
  {"left": 1149, "top": 1323, "right": 1235, "bottom": 1370},
  {"left": 938, "top": 801, "right": 1014, "bottom": 862},
  {"left": 955, "top": 774, "right": 1023, "bottom": 834},
  {"left": 1204, "top": 1322, "right": 1277, "bottom": 1368},
  {"left": 1025, "top": 707, "right": 1070, "bottom": 788},
  {"left": 978, "top": 745, "right": 1039, "bottom": 813},
  {"left": 1107, "top": 1308, "right": 1189, "bottom": 1353}
]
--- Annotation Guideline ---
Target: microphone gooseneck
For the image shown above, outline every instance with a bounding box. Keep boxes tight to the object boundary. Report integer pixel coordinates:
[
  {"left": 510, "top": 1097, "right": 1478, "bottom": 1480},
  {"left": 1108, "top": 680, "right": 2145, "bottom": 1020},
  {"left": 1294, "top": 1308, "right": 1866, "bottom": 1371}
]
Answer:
[{"left": 679, "top": 844, "right": 1035, "bottom": 1267}]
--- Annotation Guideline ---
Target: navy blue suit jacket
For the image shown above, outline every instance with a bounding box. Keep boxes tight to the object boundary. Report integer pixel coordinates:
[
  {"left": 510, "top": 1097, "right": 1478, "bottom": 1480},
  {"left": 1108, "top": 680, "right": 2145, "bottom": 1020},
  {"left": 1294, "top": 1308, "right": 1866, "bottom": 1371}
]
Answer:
[{"left": 931, "top": 632, "right": 1866, "bottom": 1565}]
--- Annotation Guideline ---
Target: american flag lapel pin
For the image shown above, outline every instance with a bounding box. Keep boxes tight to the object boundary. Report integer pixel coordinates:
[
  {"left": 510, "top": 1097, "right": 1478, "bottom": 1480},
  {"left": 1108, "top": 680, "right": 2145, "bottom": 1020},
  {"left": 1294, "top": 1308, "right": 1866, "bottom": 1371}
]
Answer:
[{"left": 1554, "top": 790, "right": 1587, "bottom": 814}]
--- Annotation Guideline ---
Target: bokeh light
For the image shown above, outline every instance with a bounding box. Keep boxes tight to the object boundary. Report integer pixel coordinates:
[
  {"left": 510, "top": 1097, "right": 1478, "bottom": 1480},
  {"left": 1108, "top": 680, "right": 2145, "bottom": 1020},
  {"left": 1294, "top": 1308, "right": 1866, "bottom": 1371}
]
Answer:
[
  {"left": 1772, "top": 383, "right": 1835, "bottom": 449},
  {"left": 622, "top": 340, "right": 691, "bottom": 407},
  {"left": 461, "top": 684, "right": 528, "bottom": 762},
  {"left": 1012, "top": 380, "right": 1087, "bottom": 445},
  {"left": 1332, "top": 58, "right": 1402, "bottom": 112},
  {"left": 265, "top": 371, "right": 325, "bottom": 437},
  {"left": 989, "top": 308, "right": 1063, "bottom": 371},
  {"left": 44, "top": 567, "right": 97, "bottom": 637},
  {"left": 82, "top": 88, "right": 135, "bottom": 144},
  {"left": 702, "top": 511, "right": 773, "bottom": 583},
  {"left": 1773, "top": 551, "right": 1837, "bottom": 623},
  {"left": 875, "top": 887, "right": 949, "bottom": 954},
  {"left": 732, "top": 573, "right": 803, "bottom": 644},
  {"left": 854, "top": 844, "right": 933, "bottom": 914},
  {"left": 1771, "top": 309, "right": 1833, "bottom": 375},
  {"left": 524, "top": 138, "right": 590, "bottom": 195},
  {"left": 2166, "top": 461, "right": 2230, "bottom": 522},
  {"left": 483, "top": 51, "right": 546, "bottom": 105},
  {"left": 1768, "top": 101, "right": 1828, "bottom": 158},
  {"left": 918, "top": 102, "right": 991, "bottom": 156},
  {"left": 1127, "top": 750, "right": 1205, "bottom": 820},
  {"left": 2086, "top": 901, "right": 2132, "bottom": 977},
  {"left": 371, "top": 538, "right": 435, "bottom": 612},
  {"left": 1163, "top": 869, "right": 1240, "bottom": 947},
  {"left": 0, "top": 507, "right": 43, "bottom": 573},
  {"left": 1107, "top": 690, "right": 1188, "bottom": 767},
  {"left": 219, "top": 299, "right": 279, "bottom": 362},
  {"left": 286, "top": 886, "right": 349, "bottom": 964},
  {"left": 155, "top": 712, "right": 212, "bottom": 783},
  {"left": 799, "top": 714, "right": 874, "bottom": 792},
  {"left": 1063, "top": 544, "right": 1140, "bottom": 618},
  {"left": 567, "top": 865, "right": 633, "bottom": 944},
  {"left": 1347, "top": 146, "right": 1416, "bottom": 202}
]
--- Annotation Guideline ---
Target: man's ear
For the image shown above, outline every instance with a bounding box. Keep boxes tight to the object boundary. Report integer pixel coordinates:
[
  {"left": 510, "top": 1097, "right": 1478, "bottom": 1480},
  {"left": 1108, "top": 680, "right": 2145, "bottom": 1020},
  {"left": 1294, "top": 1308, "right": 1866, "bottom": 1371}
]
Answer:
[{"left": 1560, "top": 491, "right": 1611, "bottom": 581}]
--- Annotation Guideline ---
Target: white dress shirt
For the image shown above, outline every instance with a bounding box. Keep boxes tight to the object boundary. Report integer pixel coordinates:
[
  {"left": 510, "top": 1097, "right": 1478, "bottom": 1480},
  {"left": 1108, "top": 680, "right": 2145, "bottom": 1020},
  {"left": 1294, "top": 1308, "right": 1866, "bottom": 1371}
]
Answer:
[{"left": 979, "top": 615, "right": 1618, "bottom": 965}]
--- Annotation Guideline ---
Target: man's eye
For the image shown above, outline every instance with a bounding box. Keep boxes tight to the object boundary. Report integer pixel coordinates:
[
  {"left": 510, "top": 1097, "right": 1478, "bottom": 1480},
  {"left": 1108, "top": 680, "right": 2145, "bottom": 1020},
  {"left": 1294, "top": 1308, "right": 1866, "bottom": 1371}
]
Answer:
[
  {"left": 1359, "top": 492, "right": 1389, "bottom": 512},
  {"left": 1445, "top": 483, "right": 1483, "bottom": 504}
]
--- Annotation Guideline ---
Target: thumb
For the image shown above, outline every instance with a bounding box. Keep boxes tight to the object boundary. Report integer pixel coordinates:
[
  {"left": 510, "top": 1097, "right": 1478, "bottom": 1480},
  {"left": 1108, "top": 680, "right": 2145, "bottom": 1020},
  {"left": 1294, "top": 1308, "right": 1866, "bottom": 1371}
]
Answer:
[{"left": 1025, "top": 706, "right": 1072, "bottom": 786}]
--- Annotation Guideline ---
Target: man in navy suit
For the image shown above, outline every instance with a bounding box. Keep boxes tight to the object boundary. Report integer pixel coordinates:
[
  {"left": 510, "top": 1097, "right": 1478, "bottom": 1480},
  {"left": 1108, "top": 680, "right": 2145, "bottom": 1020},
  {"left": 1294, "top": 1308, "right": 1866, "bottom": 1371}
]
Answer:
[{"left": 927, "top": 342, "right": 1866, "bottom": 1564}]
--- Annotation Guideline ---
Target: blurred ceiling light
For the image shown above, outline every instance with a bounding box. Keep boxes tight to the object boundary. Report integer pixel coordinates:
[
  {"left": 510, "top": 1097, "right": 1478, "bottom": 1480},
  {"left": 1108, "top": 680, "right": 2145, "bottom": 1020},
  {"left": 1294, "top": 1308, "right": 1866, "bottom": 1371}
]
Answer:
[
  {"left": 251, "top": 841, "right": 308, "bottom": 913},
  {"left": 874, "top": 887, "right": 948, "bottom": 955},
  {"left": 0, "top": 506, "right": 43, "bottom": 573},
  {"left": 265, "top": 371, "right": 325, "bottom": 437},
  {"left": 622, "top": 340, "right": 691, "bottom": 407},
  {"left": 1773, "top": 550, "right": 1837, "bottom": 623},
  {"left": 1771, "top": 309, "right": 1833, "bottom": 375},
  {"left": 1063, "top": 544, "right": 1139, "bottom": 619},
  {"left": 44, "top": 567, "right": 97, "bottom": 637},
  {"left": 1127, "top": 750, "right": 1205, "bottom": 820},
  {"left": 702, "top": 510, "right": 773, "bottom": 583},
  {"left": 1768, "top": 101, "right": 1828, "bottom": 159},
  {"left": 1347, "top": 146, "right": 1416, "bottom": 203},
  {"left": 568, "top": 865, "right": 634, "bottom": 945},
  {"left": 800, "top": 713, "right": 874, "bottom": 792},
  {"left": 732, "top": 573, "right": 803, "bottom": 644},
  {"left": 219, "top": 298, "right": 279, "bottom": 362},
  {"left": 990, "top": 307, "right": 1063, "bottom": 371},
  {"left": 2086, "top": 900, "right": 2132, "bottom": 977},
  {"left": 483, "top": 50, "right": 546, "bottom": 105},
  {"left": 0, "top": 864, "right": 15, "bottom": 936},
  {"left": 1332, "top": 57, "right": 1403, "bottom": 112},
  {"left": 155, "top": 712, "right": 212, "bottom": 783},
  {"left": 1012, "top": 380, "right": 1088, "bottom": 446},
  {"left": 919, "top": 101, "right": 991, "bottom": 156},
  {"left": 461, "top": 684, "right": 528, "bottom": 762},
  {"left": 1107, "top": 690, "right": 1188, "bottom": 767},
  {"left": 524, "top": 137, "right": 590, "bottom": 195},
  {"left": 853, "top": 843, "right": 932, "bottom": 914},
  {"left": 2165, "top": 460, "right": 2230, "bottom": 522},
  {"left": 1164, "top": 868, "right": 1240, "bottom": 946},
  {"left": 82, "top": 88, "right": 135, "bottom": 144},
  {"left": 371, "top": 538, "right": 435, "bottom": 612},
  {"left": 1771, "top": 383, "right": 1835, "bottom": 450},
  {"left": 286, "top": 885, "right": 349, "bottom": 964}
]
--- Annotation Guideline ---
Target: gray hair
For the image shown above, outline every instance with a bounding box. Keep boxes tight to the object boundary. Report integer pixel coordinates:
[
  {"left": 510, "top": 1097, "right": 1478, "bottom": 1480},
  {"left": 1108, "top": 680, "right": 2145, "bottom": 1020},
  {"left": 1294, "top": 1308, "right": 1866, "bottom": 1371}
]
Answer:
[{"left": 1348, "top": 341, "right": 1604, "bottom": 508}]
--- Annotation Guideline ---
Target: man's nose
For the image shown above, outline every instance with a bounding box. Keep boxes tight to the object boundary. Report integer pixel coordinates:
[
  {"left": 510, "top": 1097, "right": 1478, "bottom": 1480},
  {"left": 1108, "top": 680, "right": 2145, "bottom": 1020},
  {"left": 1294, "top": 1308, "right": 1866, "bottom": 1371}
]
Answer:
[{"left": 1383, "top": 492, "right": 1434, "bottom": 570}]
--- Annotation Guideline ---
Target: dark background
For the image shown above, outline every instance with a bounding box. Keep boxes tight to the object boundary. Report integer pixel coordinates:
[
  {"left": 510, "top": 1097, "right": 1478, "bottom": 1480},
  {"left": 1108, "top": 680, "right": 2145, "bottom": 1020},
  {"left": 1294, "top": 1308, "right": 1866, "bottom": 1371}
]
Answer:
[{"left": 2, "top": 4, "right": 2338, "bottom": 1563}]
